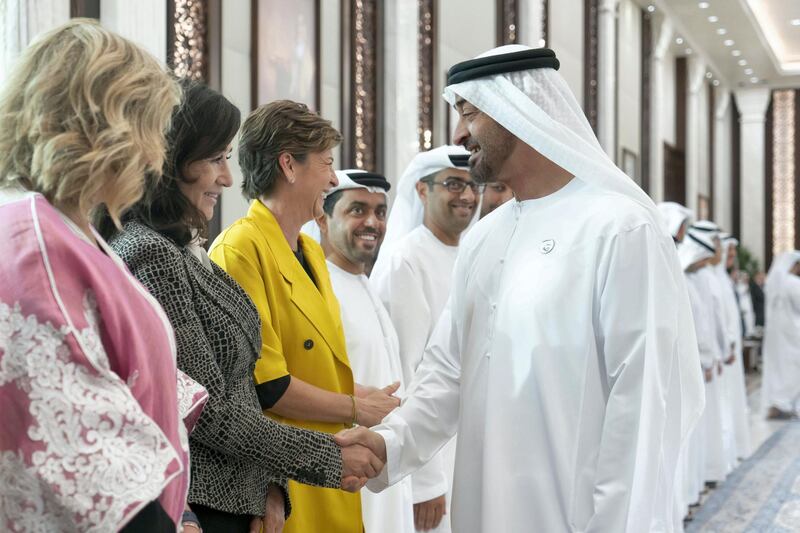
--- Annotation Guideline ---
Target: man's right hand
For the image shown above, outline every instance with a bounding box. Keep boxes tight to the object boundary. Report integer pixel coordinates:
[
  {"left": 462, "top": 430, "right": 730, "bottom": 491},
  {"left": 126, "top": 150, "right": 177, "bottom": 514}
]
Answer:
[
  {"left": 414, "top": 494, "right": 447, "bottom": 531},
  {"left": 355, "top": 382, "right": 401, "bottom": 427}
]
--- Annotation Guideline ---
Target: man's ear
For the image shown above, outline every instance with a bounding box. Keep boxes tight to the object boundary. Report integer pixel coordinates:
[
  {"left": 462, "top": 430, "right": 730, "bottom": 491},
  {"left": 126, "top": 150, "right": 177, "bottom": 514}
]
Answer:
[{"left": 415, "top": 180, "right": 428, "bottom": 203}]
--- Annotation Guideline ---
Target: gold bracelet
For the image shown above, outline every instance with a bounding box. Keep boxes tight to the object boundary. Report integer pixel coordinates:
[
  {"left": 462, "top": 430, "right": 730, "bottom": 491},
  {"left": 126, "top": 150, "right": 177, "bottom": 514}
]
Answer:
[{"left": 349, "top": 394, "right": 358, "bottom": 427}]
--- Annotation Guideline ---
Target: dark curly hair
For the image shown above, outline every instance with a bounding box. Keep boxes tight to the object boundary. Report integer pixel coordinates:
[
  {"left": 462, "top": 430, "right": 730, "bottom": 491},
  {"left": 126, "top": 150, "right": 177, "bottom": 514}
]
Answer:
[{"left": 96, "top": 79, "right": 240, "bottom": 246}]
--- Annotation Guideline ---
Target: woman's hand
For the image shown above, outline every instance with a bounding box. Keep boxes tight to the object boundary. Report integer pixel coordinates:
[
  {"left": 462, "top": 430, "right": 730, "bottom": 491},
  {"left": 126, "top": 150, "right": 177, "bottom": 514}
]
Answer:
[
  {"left": 355, "top": 382, "right": 401, "bottom": 427},
  {"left": 249, "top": 484, "right": 286, "bottom": 533}
]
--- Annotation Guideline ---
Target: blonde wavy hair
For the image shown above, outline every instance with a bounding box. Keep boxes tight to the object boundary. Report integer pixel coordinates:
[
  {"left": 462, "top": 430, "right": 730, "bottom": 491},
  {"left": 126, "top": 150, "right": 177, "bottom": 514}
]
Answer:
[{"left": 0, "top": 19, "right": 181, "bottom": 223}]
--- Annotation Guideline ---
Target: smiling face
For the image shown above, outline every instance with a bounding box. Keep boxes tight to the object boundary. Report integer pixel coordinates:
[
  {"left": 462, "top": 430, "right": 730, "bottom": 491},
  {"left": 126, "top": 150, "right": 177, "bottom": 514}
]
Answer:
[
  {"left": 324, "top": 188, "right": 388, "bottom": 269},
  {"left": 178, "top": 144, "right": 234, "bottom": 220},
  {"left": 290, "top": 149, "right": 339, "bottom": 222},
  {"left": 417, "top": 168, "right": 478, "bottom": 238},
  {"left": 452, "top": 98, "right": 516, "bottom": 184}
]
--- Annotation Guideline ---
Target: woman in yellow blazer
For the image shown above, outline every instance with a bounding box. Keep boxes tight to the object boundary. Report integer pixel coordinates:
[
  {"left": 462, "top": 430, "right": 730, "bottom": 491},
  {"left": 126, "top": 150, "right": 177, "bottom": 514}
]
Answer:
[{"left": 209, "top": 100, "right": 400, "bottom": 533}]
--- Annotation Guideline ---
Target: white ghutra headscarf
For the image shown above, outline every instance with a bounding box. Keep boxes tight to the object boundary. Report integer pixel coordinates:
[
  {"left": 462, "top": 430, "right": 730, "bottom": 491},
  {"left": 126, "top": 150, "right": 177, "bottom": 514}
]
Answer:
[{"left": 377, "top": 145, "right": 472, "bottom": 258}]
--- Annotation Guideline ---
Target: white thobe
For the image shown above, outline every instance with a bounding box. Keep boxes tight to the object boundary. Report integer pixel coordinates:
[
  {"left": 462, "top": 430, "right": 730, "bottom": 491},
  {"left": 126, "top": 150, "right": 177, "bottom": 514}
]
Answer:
[
  {"left": 694, "top": 268, "right": 735, "bottom": 480},
  {"left": 761, "top": 274, "right": 800, "bottom": 413},
  {"left": 683, "top": 272, "right": 714, "bottom": 505},
  {"left": 369, "top": 179, "right": 704, "bottom": 533},
  {"left": 371, "top": 224, "right": 456, "bottom": 532},
  {"left": 714, "top": 266, "right": 751, "bottom": 459},
  {"left": 327, "top": 262, "right": 415, "bottom": 533}
]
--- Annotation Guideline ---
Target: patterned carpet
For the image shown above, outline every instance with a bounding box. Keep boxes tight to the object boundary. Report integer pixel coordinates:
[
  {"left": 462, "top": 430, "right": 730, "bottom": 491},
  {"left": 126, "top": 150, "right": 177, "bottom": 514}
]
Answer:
[{"left": 687, "top": 420, "right": 800, "bottom": 532}]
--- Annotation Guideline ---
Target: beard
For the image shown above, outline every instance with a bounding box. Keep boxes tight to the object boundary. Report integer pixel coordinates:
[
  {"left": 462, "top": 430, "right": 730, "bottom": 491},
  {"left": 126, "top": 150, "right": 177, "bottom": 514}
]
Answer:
[{"left": 468, "top": 129, "right": 514, "bottom": 184}]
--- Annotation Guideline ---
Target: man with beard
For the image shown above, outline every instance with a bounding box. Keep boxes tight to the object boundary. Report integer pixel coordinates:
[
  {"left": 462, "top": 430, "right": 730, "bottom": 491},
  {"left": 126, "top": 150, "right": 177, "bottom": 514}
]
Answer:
[
  {"left": 336, "top": 45, "right": 704, "bottom": 533},
  {"left": 479, "top": 181, "right": 514, "bottom": 218},
  {"left": 316, "top": 170, "right": 416, "bottom": 533},
  {"left": 369, "top": 145, "right": 475, "bottom": 533}
]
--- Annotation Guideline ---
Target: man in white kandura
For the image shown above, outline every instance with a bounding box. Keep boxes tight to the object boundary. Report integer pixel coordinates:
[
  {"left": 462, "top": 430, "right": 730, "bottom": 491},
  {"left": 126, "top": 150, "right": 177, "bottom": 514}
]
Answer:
[
  {"left": 716, "top": 234, "right": 751, "bottom": 459},
  {"left": 335, "top": 45, "right": 705, "bottom": 533},
  {"left": 658, "top": 201, "right": 693, "bottom": 244},
  {"left": 315, "top": 170, "right": 416, "bottom": 533},
  {"left": 761, "top": 250, "right": 800, "bottom": 419},
  {"left": 370, "top": 145, "right": 477, "bottom": 532},
  {"left": 689, "top": 222, "right": 737, "bottom": 479},
  {"left": 677, "top": 229, "right": 716, "bottom": 511}
]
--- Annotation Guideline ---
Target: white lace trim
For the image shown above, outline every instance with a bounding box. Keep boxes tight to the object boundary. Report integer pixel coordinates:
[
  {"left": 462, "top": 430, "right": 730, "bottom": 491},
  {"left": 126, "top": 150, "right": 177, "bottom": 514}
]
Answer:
[{"left": 0, "top": 295, "right": 181, "bottom": 532}]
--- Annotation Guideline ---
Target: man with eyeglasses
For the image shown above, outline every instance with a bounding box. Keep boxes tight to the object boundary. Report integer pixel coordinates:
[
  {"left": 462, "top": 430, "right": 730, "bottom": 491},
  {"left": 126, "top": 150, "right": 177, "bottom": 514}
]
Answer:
[
  {"left": 369, "top": 145, "right": 475, "bottom": 533},
  {"left": 479, "top": 182, "right": 514, "bottom": 219}
]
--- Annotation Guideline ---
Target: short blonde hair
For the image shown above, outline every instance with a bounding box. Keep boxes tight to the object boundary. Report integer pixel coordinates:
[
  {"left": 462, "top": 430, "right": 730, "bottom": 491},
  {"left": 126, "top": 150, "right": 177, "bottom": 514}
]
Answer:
[{"left": 0, "top": 19, "right": 181, "bottom": 223}]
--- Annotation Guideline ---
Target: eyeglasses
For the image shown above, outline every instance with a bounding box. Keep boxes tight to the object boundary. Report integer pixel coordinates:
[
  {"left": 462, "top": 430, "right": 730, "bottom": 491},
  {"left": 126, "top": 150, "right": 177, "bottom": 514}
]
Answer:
[{"left": 425, "top": 177, "right": 485, "bottom": 194}]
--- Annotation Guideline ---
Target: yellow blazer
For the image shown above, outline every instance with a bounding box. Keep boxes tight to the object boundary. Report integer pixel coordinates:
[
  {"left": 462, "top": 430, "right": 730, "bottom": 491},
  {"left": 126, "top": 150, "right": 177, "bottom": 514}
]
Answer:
[{"left": 209, "top": 199, "right": 361, "bottom": 533}]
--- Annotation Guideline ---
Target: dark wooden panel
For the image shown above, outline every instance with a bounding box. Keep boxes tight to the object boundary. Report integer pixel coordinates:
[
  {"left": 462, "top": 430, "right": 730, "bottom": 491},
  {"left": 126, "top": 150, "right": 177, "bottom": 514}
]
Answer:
[
  {"left": 795, "top": 90, "right": 800, "bottom": 250},
  {"left": 732, "top": 98, "right": 741, "bottom": 239},
  {"left": 583, "top": 0, "right": 599, "bottom": 133},
  {"left": 71, "top": 0, "right": 100, "bottom": 18},
  {"left": 418, "top": 0, "right": 435, "bottom": 151},
  {"left": 708, "top": 82, "right": 714, "bottom": 220},
  {"left": 496, "top": 0, "right": 519, "bottom": 46},
  {"left": 664, "top": 142, "right": 686, "bottom": 204},
  {"left": 640, "top": 8, "right": 652, "bottom": 193},
  {"left": 765, "top": 95, "right": 773, "bottom": 269},
  {"left": 675, "top": 57, "right": 687, "bottom": 151}
]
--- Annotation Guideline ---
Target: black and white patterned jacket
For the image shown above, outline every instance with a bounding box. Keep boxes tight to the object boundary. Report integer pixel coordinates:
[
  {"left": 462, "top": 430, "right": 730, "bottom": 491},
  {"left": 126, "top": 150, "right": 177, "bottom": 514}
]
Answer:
[{"left": 110, "top": 221, "right": 343, "bottom": 517}]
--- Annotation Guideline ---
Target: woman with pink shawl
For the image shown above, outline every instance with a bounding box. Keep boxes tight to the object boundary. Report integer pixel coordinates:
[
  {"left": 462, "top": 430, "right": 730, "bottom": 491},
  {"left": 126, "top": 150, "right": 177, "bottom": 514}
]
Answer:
[{"left": 0, "top": 20, "right": 207, "bottom": 532}]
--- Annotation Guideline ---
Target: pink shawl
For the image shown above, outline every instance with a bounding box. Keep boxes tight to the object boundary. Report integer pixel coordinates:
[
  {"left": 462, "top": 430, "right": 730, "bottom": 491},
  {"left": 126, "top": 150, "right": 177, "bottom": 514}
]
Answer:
[{"left": 0, "top": 190, "right": 207, "bottom": 531}]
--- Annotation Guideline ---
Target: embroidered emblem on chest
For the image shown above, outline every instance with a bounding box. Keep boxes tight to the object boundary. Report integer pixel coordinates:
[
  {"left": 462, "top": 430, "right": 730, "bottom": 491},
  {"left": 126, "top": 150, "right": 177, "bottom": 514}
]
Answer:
[{"left": 540, "top": 239, "right": 556, "bottom": 254}]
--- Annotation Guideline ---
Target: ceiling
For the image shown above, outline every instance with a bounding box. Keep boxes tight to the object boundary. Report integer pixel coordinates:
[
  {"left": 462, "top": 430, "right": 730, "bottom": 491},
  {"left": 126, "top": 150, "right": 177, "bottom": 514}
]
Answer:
[{"left": 640, "top": 0, "right": 800, "bottom": 89}]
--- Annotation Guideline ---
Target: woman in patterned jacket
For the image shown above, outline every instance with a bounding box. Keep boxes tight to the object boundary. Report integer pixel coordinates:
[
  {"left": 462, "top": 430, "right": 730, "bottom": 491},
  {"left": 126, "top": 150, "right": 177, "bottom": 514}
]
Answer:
[{"left": 99, "top": 81, "right": 381, "bottom": 533}]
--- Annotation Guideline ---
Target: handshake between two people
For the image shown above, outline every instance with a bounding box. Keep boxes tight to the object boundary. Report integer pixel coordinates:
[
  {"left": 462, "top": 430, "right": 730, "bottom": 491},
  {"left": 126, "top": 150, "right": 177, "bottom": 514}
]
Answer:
[{"left": 338, "top": 381, "right": 401, "bottom": 492}]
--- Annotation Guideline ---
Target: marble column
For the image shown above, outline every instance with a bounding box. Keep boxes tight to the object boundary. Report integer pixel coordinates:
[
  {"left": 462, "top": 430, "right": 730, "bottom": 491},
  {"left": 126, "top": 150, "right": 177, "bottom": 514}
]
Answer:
[
  {"left": 100, "top": 0, "right": 167, "bottom": 64},
  {"left": 734, "top": 87, "right": 771, "bottom": 267},
  {"left": 382, "top": 0, "right": 418, "bottom": 190},
  {"left": 685, "top": 55, "right": 706, "bottom": 215},
  {"left": 219, "top": 0, "right": 251, "bottom": 228},
  {"left": 713, "top": 87, "right": 732, "bottom": 231},
  {"left": 1, "top": 0, "right": 70, "bottom": 84},
  {"left": 648, "top": 14, "right": 672, "bottom": 203},
  {"left": 597, "top": 0, "right": 619, "bottom": 158},
  {"left": 519, "top": 0, "right": 545, "bottom": 47}
]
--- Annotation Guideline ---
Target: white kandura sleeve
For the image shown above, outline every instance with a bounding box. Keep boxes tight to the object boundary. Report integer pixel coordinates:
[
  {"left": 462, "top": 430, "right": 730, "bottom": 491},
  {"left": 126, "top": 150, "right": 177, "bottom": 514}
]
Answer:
[
  {"left": 367, "top": 277, "right": 463, "bottom": 495},
  {"left": 686, "top": 276, "right": 716, "bottom": 370},
  {"left": 372, "top": 254, "right": 450, "bottom": 501},
  {"left": 584, "top": 224, "right": 694, "bottom": 533}
]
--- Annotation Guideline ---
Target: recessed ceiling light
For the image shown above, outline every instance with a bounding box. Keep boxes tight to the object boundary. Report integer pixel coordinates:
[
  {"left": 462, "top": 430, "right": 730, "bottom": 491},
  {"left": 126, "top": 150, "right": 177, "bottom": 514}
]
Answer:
[
  {"left": 738, "top": 59, "right": 747, "bottom": 66},
  {"left": 699, "top": 2, "right": 710, "bottom": 8},
  {"left": 686, "top": 48, "right": 693, "bottom": 55},
  {"left": 750, "top": 77, "right": 759, "bottom": 83},
  {"left": 732, "top": 50, "right": 742, "bottom": 57},
  {"left": 647, "top": 5, "right": 655, "bottom": 12},
  {"left": 706, "top": 71, "right": 713, "bottom": 78},
  {"left": 708, "top": 15, "right": 719, "bottom": 22},
  {"left": 791, "top": 19, "right": 800, "bottom": 26},
  {"left": 744, "top": 68, "right": 753, "bottom": 75},
  {"left": 713, "top": 80, "right": 720, "bottom": 86},
  {"left": 676, "top": 37, "right": 684, "bottom": 45},
  {"left": 717, "top": 28, "right": 727, "bottom": 35},
  {"left": 724, "top": 40, "right": 735, "bottom": 46}
]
